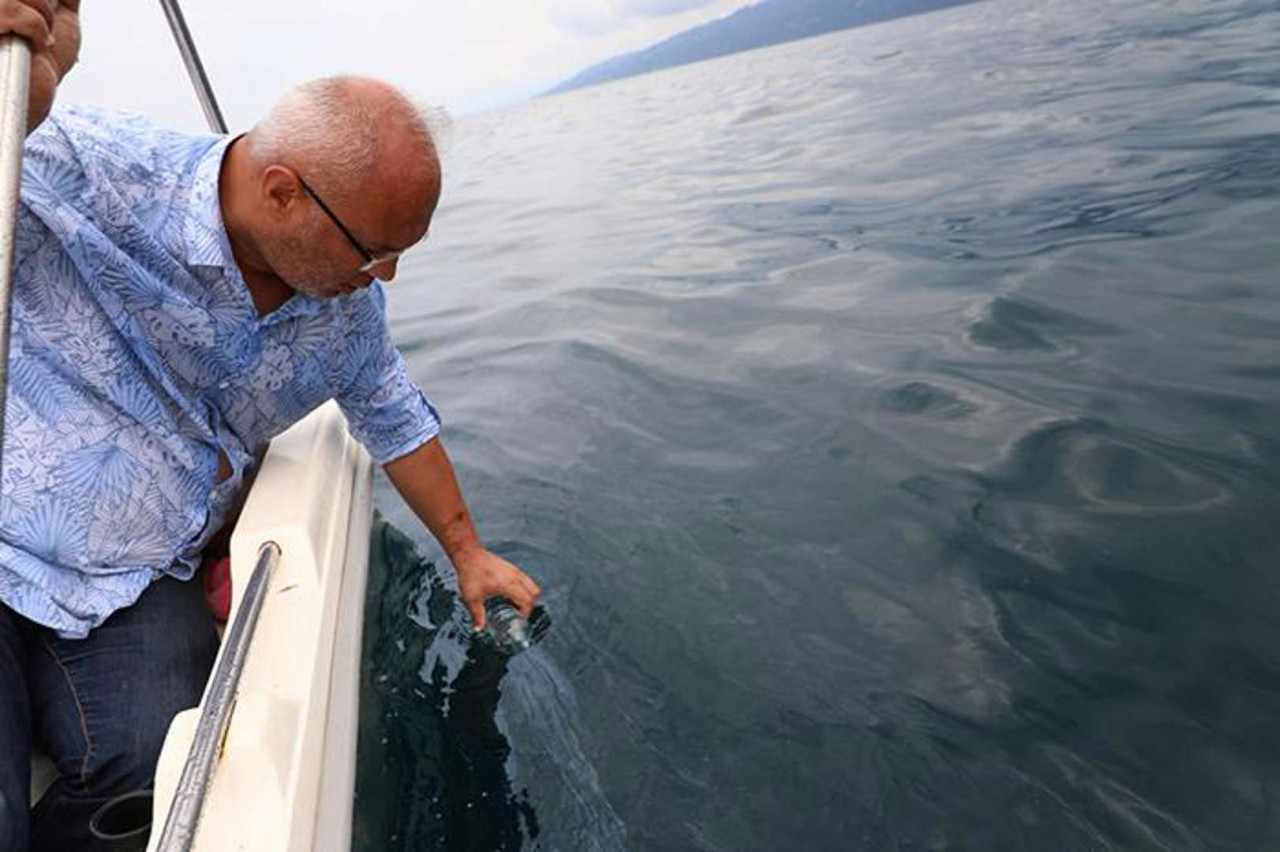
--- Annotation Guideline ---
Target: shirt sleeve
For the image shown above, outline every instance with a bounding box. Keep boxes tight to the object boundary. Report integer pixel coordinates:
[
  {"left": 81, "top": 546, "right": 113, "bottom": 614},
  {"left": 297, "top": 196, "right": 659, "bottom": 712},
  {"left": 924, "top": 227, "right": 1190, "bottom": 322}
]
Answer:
[{"left": 334, "top": 284, "right": 441, "bottom": 464}]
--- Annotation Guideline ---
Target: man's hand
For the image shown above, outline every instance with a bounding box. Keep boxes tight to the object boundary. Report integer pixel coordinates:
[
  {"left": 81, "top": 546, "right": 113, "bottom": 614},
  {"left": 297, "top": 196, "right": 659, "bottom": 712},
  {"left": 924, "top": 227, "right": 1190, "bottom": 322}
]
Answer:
[
  {"left": 383, "top": 436, "right": 544, "bottom": 632},
  {"left": 453, "top": 547, "right": 542, "bottom": 631},
  {"left": 0, "top": 0, "right": 81, "bottom": 133}
]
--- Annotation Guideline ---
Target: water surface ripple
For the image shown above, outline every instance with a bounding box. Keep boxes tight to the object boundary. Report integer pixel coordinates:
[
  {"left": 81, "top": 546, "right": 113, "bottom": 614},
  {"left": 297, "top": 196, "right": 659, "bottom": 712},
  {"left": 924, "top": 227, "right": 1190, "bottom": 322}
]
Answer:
[{"left": 358, "top": 0, "right": 1280, "bottom": 848}]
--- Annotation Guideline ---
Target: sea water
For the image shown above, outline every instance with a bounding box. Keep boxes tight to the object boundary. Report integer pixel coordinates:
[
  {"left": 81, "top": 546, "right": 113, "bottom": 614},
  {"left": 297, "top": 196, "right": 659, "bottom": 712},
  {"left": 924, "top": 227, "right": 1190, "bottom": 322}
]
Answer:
[{"left": 358, "top": 0, "right": 1280, "bottom": 848}]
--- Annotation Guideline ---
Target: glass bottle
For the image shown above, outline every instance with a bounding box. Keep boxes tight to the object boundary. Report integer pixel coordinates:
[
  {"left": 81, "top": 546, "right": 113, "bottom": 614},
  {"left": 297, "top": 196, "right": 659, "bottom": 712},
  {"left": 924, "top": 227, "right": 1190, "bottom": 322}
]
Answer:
[{"left": 477, "top": 598, "right": 551, "bottom": 656}]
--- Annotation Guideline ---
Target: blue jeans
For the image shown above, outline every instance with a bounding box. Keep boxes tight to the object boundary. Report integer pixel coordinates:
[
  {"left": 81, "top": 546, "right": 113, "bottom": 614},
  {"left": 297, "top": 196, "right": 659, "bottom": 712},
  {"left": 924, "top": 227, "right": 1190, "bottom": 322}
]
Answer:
[{"left": 0, "top": 576, "right": 219, "bottom": 852}]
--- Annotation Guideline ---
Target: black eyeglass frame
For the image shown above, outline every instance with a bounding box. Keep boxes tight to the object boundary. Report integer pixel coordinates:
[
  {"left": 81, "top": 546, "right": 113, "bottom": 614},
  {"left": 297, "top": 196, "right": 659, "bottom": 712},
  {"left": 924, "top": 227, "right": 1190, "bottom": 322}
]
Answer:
[{"left": 296, "top": 175, "right": 401, "bottom": 273}]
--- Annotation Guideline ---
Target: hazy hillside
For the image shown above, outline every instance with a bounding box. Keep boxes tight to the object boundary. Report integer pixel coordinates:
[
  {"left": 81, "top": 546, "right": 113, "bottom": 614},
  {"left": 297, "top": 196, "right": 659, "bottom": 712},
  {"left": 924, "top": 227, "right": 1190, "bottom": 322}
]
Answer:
[{"left": 547, "top": 0, "right": 980, "bottom": 95}]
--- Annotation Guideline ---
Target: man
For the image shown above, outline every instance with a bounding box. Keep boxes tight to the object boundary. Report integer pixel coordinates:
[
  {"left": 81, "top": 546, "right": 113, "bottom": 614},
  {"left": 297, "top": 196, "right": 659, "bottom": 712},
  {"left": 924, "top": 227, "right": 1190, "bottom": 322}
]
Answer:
[{"left": 0, "top": 2, "right": 541, "bottom": 850}]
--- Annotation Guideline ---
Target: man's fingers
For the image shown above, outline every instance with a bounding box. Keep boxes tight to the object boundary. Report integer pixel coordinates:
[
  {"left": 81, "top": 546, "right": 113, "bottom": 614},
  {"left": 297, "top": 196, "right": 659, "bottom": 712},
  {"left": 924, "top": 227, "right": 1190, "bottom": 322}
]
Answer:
[
  {"left": 508, "top": 573, "right": 541, "bottom": 617},
  {"left": 524, "top": 577, "right": 542, "bottom": 608},
  {"left": 512, "top": 583, "right": 540, "bottom": 617},
  {"left": 467, "top": 597, "right": 487, "bottom": 632},
  {"left": 0, "top": 4, "right": 53, "bottom": 46},
  {"left": 18, "top": 0, "right": 53, "bottom": 28}
]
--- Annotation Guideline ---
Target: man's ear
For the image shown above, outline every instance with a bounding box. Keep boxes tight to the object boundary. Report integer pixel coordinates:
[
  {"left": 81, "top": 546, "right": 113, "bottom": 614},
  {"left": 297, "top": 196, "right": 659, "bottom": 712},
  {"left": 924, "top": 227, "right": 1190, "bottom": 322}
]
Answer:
[{"left": 261, "top": 165, "right": 302, "bottom": 217}]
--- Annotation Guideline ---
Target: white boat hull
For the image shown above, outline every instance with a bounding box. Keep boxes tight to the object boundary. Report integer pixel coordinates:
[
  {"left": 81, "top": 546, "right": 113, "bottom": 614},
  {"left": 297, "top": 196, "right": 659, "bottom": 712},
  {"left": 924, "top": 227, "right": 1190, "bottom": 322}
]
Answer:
[
  {"left": 28, "top": 401, "right": 374, "bottom": 850},
  {"left": 149, "top": 400, "right": 374, "bottom": 851}
]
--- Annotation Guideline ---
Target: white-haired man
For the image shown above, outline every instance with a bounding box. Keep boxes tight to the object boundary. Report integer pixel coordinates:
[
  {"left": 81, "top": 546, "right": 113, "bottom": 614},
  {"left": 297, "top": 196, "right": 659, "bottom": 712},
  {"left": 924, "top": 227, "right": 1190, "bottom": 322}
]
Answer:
[{"left": 0, "top": 3, "right": 540, "bottom": 850}]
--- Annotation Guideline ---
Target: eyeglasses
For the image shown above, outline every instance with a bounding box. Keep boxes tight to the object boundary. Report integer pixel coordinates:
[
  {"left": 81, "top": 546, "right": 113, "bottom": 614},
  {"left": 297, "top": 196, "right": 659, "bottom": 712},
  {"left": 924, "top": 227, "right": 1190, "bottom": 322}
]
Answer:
[{"left": 296, "top": 175, "right": 403, "bottom": 273}]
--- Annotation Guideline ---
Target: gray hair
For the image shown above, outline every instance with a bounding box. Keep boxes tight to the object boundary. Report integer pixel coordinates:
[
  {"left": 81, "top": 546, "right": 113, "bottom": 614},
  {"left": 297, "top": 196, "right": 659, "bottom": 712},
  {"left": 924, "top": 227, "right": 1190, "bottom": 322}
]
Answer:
[{"left": 247, "top": 76, "right": 448, "bottom": 199}]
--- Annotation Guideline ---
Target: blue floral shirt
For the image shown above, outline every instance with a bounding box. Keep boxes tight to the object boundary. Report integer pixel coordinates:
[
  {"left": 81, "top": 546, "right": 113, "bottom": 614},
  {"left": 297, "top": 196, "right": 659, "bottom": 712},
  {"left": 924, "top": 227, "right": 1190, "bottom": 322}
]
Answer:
[{"left": 0, "top": 104, "right": 440, "bottom": 638}]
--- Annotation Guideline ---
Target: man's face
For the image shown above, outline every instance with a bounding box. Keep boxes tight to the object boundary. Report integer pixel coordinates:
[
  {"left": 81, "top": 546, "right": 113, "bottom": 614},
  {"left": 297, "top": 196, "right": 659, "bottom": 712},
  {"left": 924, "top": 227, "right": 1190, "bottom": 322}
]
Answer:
[
  {"left": 260, "top": 218, "right": 382, "bottom": 300},
  {"left": 262, "top": 155, "right": 438, "bottom": 300}
]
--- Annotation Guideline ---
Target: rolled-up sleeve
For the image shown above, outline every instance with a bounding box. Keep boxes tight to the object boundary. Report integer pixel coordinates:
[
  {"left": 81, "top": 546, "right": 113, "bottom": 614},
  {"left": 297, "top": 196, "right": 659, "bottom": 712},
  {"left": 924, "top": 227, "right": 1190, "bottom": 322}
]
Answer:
[{"left": 335, "top": 285, "right": 441, "bottom": 464}]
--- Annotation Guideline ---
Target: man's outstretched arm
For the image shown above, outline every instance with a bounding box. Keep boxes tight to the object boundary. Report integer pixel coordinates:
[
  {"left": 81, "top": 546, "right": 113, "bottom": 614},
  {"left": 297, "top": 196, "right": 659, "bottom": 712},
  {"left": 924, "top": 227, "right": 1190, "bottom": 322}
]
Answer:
[{"left": 384, "top": 436, "right": 541, "bottom": 631}]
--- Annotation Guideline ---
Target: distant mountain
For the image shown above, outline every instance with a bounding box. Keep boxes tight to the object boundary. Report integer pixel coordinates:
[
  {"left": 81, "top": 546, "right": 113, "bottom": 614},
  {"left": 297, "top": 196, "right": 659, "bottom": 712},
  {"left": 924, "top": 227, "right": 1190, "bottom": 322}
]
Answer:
[{"left": 546, "top": 0, "right": 980, "bottom": 96}]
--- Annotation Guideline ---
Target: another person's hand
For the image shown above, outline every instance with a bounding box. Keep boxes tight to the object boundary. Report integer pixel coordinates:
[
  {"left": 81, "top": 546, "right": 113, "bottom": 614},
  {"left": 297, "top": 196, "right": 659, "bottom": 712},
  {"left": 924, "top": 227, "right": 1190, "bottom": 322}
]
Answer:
[
  {"left": 0, "top": 0, "right": 81, "bottom": 133},
  {"left": 453, "top": 547, "right": 541, "bottom": 631}
]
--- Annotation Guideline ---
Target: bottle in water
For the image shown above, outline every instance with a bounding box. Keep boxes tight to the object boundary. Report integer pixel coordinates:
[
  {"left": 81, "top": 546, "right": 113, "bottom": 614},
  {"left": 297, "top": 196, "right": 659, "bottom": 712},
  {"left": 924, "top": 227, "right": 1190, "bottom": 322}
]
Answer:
[{"left": 478, "top": 597, "right": 551, "bottom": 656}]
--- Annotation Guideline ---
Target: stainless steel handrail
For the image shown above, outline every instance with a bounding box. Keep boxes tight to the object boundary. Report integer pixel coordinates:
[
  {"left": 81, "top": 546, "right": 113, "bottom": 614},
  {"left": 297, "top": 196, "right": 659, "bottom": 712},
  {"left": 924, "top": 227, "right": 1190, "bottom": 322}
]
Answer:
[
  {"left": 0, "top": 35, "right": 30, "bottom": 475},
  {"left": 157, "top": 0, "right": 227, "bottom": 134},
  {"left": 154, "top": 541, "right": 281, "bottom": 852},
  {"left": 151, "top": 4, "right": 255, "bottom": 849}
]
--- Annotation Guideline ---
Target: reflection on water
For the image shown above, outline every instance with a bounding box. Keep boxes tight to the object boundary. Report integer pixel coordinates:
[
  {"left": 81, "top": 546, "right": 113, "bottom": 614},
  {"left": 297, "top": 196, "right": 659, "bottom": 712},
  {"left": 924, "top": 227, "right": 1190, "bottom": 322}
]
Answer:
[
  {"left": 364, "top": 0, "right": 1280, "bottom": 848},
  {"left": 354, "top": 519, "right": 538, "bottom": 851},
  {"left": 355, "top": 521, "right": 626, "bottom": 852}
]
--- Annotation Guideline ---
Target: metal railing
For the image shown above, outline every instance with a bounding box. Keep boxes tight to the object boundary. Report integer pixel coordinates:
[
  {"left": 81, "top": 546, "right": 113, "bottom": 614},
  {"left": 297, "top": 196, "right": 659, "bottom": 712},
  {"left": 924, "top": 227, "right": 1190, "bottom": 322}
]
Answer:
[
  {"left": 155, "top": 541, "right": 282, "bottom": 852},
  {"left": 153, "top": 5, "right": 273, "bottom": 848},
  {"left": 157, "top": 0, "right": 227, "bottom": 135},
  {"left": 0, "top": 34, "right": 30, "bottom": 475}
]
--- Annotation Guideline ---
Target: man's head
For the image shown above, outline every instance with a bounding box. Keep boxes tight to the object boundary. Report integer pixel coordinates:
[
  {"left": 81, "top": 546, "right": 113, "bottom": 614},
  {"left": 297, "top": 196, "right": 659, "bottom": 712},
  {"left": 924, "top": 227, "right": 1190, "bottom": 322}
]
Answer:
[{"left": 237, "top": 76, "right": 442, "bottom": 299}]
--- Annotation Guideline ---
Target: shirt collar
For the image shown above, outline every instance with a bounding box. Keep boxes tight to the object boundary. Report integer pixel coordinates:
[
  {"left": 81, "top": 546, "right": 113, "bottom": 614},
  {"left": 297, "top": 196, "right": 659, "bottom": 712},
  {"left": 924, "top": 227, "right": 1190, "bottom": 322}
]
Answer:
[
  {"left": 182, "top": 134, "right": 238, "bottom": 270},
  {"left": 262, "top": 291, "right": 328, "bottom": 326}
]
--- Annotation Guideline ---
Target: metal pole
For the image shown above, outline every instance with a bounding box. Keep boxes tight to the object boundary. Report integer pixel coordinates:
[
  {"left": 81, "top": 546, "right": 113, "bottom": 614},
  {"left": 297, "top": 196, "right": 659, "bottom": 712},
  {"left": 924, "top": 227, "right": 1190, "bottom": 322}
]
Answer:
[
  {"left": 155, "top": 541, "right": 281, "bottom": 852},
  {"left": 0, "top": 36, "right": 30, "bottom": 479},
  {"left": 157, "top": 0, "right": 227, "bottom": 134},
  {"left": 151, "top": 4, "right": 243, "bottom": 849}
]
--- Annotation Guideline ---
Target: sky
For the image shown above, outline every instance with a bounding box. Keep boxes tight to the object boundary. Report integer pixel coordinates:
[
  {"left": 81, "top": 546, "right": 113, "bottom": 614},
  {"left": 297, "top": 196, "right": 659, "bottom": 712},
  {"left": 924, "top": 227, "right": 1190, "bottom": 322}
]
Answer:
[{"left": 60, "top": 0, "right": 753, "bottom": 133}]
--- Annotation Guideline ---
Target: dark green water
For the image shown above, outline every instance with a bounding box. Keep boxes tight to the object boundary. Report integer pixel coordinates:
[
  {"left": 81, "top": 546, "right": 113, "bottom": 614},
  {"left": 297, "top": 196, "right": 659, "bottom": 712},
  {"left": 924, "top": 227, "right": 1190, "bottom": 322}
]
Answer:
[
  {"left": 354, "top": 0, "right": 1280, "bottom": 848},
  {"left": 354, "top": 519, "right": 542, "bottom": 850}
]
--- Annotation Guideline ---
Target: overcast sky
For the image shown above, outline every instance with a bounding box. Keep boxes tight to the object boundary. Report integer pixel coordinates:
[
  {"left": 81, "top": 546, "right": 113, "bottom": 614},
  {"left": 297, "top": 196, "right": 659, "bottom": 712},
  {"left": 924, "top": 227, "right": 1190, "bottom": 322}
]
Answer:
[{"left": 60, "top": 0, "right": 752, "bottom": 133}]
